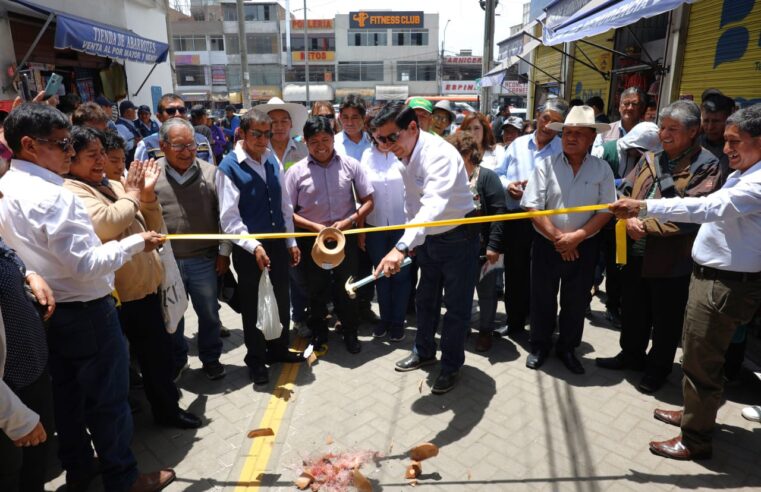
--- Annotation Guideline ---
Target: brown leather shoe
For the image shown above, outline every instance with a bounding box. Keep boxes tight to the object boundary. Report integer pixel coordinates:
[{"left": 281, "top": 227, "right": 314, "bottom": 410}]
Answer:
[
  {"left": 129, "top": 469, "right": 176, "bottom": 492},
  {"left": 475, "top": 332, "right": 493, "bottom": 352},
  {"left": 653, "top": 408, "right": 682, "bottom": 427},
  {"left": 649, "top": 435, "right": 712, "bottom": 460}
]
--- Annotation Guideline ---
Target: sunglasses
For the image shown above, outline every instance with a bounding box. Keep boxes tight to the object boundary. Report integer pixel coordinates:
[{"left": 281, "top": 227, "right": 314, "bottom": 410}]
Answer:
[
  {"left": 374, "top": 131, "right": 401, "bottom": 145},
  {"left": 163, "top": 107, "right": 187, "bottom": 116},
  {"left": 248, "top": 129, "right": 273, "bottom": 139},
  {"left": 35, "top": 137, "right": 73, "bottom": 152},
  {"left": 316, "top": 113, "right": 335, "bottom": 119}
]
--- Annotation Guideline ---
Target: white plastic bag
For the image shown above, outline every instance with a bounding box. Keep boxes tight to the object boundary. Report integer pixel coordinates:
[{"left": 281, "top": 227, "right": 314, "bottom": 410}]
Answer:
[
  {"left": 257, "top": 270, "right": 282, "bottom": 341},
  {"left": 158, "top": 240, "right": 188, "bottom": 334}
]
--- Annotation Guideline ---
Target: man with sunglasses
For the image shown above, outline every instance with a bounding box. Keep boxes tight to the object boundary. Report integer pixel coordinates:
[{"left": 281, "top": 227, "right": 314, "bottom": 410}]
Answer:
[
  {"left": 371, "top": 102, "right": 477, "bottom": 395},
  {"left": 0, "top": 103, "right": 172, "bottom": 491},
  {"left": 217, "top": 110, "right": 304, "bottom": 387},
  {"left": 134, "top": 93, "right": 214, "bottom": 165}
]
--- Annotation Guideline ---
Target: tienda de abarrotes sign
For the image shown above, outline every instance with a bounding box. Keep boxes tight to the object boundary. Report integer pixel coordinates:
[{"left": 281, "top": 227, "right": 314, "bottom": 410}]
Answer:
[{"left": 349, "top": 11, "right": 424, "bottom": 29}]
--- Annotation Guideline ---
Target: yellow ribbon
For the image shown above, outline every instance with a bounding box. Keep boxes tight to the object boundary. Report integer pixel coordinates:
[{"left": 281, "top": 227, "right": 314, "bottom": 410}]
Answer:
[{"left": 165, "top": 203, "right": 628, "bottom": 264}]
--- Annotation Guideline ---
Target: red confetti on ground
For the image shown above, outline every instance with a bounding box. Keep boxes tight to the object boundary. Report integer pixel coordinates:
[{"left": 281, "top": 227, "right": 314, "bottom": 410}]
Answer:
[{"left": 299, "top": 450, "right": 378, "bottom": 491}]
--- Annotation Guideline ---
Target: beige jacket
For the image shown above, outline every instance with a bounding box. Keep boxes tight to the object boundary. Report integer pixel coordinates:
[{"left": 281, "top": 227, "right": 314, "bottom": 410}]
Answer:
[{"left": 63, "top": 179, "right": 164, "bottom": 302}]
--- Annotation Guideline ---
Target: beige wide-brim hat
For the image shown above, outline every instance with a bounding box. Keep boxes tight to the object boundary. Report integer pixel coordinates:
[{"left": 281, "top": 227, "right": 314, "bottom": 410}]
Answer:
[
  {"left": 255, "top": 97, "right": 308, "bottom": 136},
  {"left": 310, "top": 227, "right": 346, "bottom": 270},
  {"left": 546, "top": 105, "right": 611, "bottom": 133}
]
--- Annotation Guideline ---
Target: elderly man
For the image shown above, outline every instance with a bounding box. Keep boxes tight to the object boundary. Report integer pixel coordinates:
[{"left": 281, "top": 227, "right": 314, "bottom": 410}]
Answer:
[
  {"left": 608, "top": 103, "right": 761, "bottom": 460},
  {"left": 0, "top": 103, "right": 171, "bottom": 492},
  {"left": 285, "top": 117, "right": 374, "bottom": 355},
  {"left": 134, "top": 93, "right": 214, "bottom": 164},
  {"left": 592, "top": 87, "right": 647, "bottom": 155},
  {"left": 218, "top": 110, "right": 304, "bottom": 386},
  {"left": 501, "top": 116, "right": 523, "bottom": 147},
  {"left": 431, "top": 100, "right": 455, "bottom": 137},
  {"left": 154, "top": 118, "right": 230, "bottom": 382},
  {"left": 408, "top": 97, "right": 433, "bottom": 133},
  {"left": 494, "top": 99, "right": 567, "bottom": 338},
  {"left": 596, "top": 101, "right": 721, "bottom": 392},
  {"left": 372, "top": 102, "right": 478, "bottom": 394},
  {"left": 521, "top": 105, "right": 617, "bottom": 374},
  {"left": 256, "top": 97, "right": 308, "bottom": 171}
]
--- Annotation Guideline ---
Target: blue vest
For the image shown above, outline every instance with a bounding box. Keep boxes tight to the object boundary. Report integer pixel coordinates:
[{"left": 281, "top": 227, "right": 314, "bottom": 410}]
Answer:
[{"left": 218, "top": 153, "right": 285, "bottom": 234}]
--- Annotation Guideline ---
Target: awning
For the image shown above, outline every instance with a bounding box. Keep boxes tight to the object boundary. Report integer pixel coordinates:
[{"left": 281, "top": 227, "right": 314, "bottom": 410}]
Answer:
[
  {"left": 485, "top": 33, "right": 541, "bottom": 87},
  {"left": 543, "top": 0, "right": 698, "bottom": 46},
  {"left": 10, "top": 0, "right": 169, "bottom": 64},
  {"left": 375, "top": 85, "right": 409, "bottom": 101},
  {"left": 283, "top": 84, "right": 334, "bottom": 102},
  {"left": 336, "top": 88, "right": 374, "bottom": 98},
  {"left": 543, "top": 0, "right": 610, "bottom": 30}
]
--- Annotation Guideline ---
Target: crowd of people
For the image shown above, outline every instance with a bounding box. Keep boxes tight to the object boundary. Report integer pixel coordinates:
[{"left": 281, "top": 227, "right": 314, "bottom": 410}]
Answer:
[{"left": 0, "top": 84, "right": 759, "bottom": 491}]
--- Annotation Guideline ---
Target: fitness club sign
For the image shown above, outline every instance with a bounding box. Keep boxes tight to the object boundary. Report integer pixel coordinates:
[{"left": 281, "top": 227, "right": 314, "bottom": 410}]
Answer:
[{"left": 349, "top": 11, "right": 424, "bottom": 29}]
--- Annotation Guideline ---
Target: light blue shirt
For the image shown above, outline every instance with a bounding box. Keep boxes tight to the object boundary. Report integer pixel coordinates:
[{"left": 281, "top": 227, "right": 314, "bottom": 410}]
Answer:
[
  {"left": 334, "top": 131, "right": 372, "bottom": 162},
  {"left": 495, "top": 132, "right": 563, "bottom": 210},
  {"left": 646, "top": 159, "right": 761, "bottom": 272}
]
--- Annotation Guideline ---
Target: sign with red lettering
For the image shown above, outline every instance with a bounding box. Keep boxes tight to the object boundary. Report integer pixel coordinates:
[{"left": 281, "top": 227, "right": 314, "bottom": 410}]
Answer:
[
  {"left": 292, "top": 51, "right": 335, "bottom": 62},
  {"left": 442, "top": 81, "right": 478, "bottom": 94},
  {"left": 291, "top": 19, "right": 334, "bottom": 29},
  {"left": 444, "top": 56, "right": 482, "bottom": 64}
]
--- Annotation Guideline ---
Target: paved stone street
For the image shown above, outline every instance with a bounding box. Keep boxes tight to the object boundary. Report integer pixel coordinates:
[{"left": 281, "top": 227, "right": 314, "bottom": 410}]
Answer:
[{"left": 46, "top": 292, "right": 761, "bottom": 491}]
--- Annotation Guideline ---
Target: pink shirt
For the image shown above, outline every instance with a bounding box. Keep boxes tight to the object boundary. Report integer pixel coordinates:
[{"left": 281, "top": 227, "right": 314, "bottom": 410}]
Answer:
[{"left": 285, "top": 151, "right": 374, "bottom": 226}]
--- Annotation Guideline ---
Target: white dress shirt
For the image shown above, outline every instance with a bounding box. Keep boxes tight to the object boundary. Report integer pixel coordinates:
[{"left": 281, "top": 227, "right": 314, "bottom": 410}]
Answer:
[
  {"left": 398, "top": 131, "right": 475, "bottom": 249},
  {"left": 646, "top": 159, "right": 761, "bottom": 272},
  {"left": 495, "top": 132, "right": 563, "bottom": 209},
  {"left": 334, "top": 131, "right": 372, "bottom": 162},
  {"left": 361, "top": 146, "right": 406, "bottom": 227},
  {"left": 216, "top": 146, "right": 296, "bottom": 253},
  {"left": 480, "top": 145, "right": 505, "bottom": 172},
  {"left": 0, "top": 160, "right": 145, "bottom": 302}
]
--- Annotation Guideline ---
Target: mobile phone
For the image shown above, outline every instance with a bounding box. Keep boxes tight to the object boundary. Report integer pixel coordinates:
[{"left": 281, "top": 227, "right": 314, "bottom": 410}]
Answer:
[
  {"left": 43, "top": 73, "right": 63, "bottom": 100},
  {"left": 18, "top": 72, "right": 32, "bottom": 101}
]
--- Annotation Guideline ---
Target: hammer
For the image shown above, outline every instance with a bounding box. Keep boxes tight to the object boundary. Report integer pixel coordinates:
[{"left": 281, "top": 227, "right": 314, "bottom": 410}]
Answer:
[{"left": 345, "top": 257, "right": 413, "bottom": 299}]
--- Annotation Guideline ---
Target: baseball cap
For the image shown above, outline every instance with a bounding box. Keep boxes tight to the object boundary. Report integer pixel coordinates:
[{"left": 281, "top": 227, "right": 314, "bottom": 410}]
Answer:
[
  {"left": 407, "top": 97, "right": 433, "bottom": 114},
  {"left": 95, "top": 95, "right": 113, "bottom": 107},
  {"left": 137, "top": 105, "right": 151, "bottom": 114},
  {"left": 501, "top": 116, "right": 523, "bottom": 131}
]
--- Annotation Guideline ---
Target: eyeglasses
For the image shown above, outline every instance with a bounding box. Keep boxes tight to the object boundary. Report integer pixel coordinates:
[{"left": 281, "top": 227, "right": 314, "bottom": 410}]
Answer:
[
  {"left": 316, "top": 113, "right": 335, "bottom": 119},
  {"left": 168, "top": 143, "right": 197, "bottom": 152},
  {"left": 163, "top": 107, "right": 187, "bottom": 116},
  {"left": 374, "top": 131, "right": 401, "bottom": 145},
  {"left": 35, "top": 137, "right": 73, "bottom": 152},
  {"left": 247, "top": 129, "right": 273, "bottom": 139},
  {"left": 432, "top": 113, "right": 451, "bottom": 122}
]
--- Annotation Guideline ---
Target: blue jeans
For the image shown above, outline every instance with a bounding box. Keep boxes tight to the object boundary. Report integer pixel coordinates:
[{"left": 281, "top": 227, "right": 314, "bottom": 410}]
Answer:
[
  {"left": 173, "top": 255, "right": 223, "bottom": 367},
  {"left": 414, "top": 225, "right": 480, "bottom": 374},
  {"left": 47, "top": 296, "right": 138, "bottom": 491},
  {"left": 365, "top": 228, "right": 411, "bottom": 329}
]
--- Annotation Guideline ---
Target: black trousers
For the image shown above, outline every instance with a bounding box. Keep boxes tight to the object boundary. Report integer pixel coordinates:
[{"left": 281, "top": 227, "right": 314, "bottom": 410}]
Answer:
[
  {"left": 356, "top": 246, "right": 375, "bottom": 308},
  {"left": 297, "top": 233, "right": 359, "bottom": 340},
  {"left": 619, "top": 255, "right": 690, "bottom": 378},
  {"left": 119, "top": 293, "right": 180, "bottom": 421},
  {"left": 0, "top": 368, "right": 54, "bottom": 492},
  {"left": 503, "top": 216, "right": 534, "bottom": 329},
  {"left": 600, "top": 225, "right": 623, "bottom": 313},
  {"left": 233, "top": 240, "right": 291, "bottom": 369},
  {"left": 530, "top": 234, "right": 599, "bottom": 353}
]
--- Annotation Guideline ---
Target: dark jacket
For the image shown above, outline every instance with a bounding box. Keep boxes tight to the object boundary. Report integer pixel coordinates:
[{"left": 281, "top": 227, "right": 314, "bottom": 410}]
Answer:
[{"left": 471, "top": 166, "right": 506, "bottom": 255}]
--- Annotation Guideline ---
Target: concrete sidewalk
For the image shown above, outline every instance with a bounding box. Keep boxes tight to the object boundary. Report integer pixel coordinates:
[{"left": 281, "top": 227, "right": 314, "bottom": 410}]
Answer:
[{"left": 47, "top": 294, "right": 761, "bottom": 491}]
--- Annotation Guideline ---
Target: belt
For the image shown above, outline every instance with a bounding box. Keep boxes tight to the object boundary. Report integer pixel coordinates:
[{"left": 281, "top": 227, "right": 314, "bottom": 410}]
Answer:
[
  {"left": 57, "top": 295, "right": 112, "bottom": 309},
  {"left": 693, "top": 264, "right": 761, "bottom": 283}
]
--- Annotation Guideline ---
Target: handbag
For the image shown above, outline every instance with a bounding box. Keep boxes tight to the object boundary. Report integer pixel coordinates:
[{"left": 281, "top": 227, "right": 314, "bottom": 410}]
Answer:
[{"left": 158, "top": 240, "right": 188, "bottom": 334}]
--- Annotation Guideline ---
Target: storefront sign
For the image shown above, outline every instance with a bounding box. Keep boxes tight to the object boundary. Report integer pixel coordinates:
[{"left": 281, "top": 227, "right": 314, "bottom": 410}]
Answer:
[
  {"left": 175, "top": 54, "right": 201, "bottom": 65},
  {"left": 291, "top": 19, "right": 334, "bottom": 29},
  {"left": 54, "top": 15, "right": 168, "bottom": 64},
  {"left": 442, "top": 81, "right": 479, "bottom": 94},
  {"left": 291, "top": 51, "right": 335, "bottom": 62},
  {"left": 504, "top": 81, "right": 528, "bottom": 95},
  {"left": 445, "top": 56, "right": 482, "bottom": 65},
  {"left": 349, "top": 11, "right": 424, "bottom": 29},
  {"left": 211, "top": 66, "right": 226, "bottom": 86},
  {"left": 250, "top": 86, "right": 282, "bottom": 99}
]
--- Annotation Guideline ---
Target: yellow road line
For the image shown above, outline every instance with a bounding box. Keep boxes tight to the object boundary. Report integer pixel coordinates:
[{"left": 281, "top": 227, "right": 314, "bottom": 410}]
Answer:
[{"left": 234, "top": 342, "right": 306, "bottom": 491}]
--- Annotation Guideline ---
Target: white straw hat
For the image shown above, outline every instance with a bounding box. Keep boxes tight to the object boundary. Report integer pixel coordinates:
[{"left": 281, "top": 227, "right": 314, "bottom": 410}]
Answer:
[
  {"left": 255, "top": 97, "right": 308, "bottom": 137},
  {"left": 546, "top": 105, "right": 611, "bottom": 133}
]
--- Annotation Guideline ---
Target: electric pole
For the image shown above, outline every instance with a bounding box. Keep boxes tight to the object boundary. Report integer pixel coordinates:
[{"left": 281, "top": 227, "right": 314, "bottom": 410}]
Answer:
[
  {"left": 236, "top": 0, "right": 250, "bottom": 107},
  {"left": 303, "top": 0, "right": 310, "bottom": 107},
  {"left": 480, "top": 0, "right": 496, "bottom": 113}
]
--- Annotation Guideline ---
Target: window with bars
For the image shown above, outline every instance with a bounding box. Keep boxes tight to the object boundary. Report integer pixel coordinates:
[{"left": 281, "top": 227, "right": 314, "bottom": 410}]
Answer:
[
  {"left": 209, "top": 36, "right": 225, "bottom": 52},
  {"left": 282, "top": 35, "right": 335, "bottom": 52},
  {"left": 284, "top": 65, "right": 335, "bottom": 82},
  {"left": 397, "top": 61, "right": 437, "bottom": 81},
  {"left": 176, "top": 65, "right": 207, "bottom": 86},
  {"left": 221, "top": 3, "right": 273, "bottom": 21}
]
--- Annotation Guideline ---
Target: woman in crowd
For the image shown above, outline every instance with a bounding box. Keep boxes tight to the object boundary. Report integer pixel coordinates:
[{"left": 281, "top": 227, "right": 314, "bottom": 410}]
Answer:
[
  {"left": 446, "top": 132, "right": 506, "bottom": 352},
  {"left": 102, "top": 130, "right": 127, "bottom": 180},
  {"left": 459, "top": 111, "right": 504, "bottom": 171},
  {"left": 63, "top": 126, "right": 202, "bottom": 429},
  {"left": 311, "top": 101, "right": 338, "bottom": 133},
  {"left": 362, "top": 129, "right": 410, "bottom": 341}
]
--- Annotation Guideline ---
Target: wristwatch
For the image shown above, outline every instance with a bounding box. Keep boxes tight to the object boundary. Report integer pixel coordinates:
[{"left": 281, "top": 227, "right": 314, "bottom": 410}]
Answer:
[
  {"left": 395, "top": 242, "right": 409, "bottom": 257},
  {"left": 637, "top": 201, "right": 648, "bottom": 219}
]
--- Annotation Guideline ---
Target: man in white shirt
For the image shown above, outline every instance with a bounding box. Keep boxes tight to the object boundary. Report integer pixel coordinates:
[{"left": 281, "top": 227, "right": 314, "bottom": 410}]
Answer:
[
  {"left": 217, "top": 109, "right": 303, "bottom": 387},
  {"left": 372, "top": 102, "right": 478, "bottom": 395},
  {"left": 609, "top": 103, "right": 761, "bottom": 461},
  {"left": 0, "top": 103, "right": 171, "bottom": 491}
]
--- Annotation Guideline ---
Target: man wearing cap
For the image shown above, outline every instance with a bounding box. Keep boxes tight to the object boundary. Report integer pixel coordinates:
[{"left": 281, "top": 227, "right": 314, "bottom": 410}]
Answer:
[
  {"left": 221, "top": 104, "right": 241, "bottom": 151},
  {"left": 492, "top": 104, "right": 511, "bottom": 141},
  {"left": 134, "top": 93, "right": 214, "bottom": 164},
  {"left": 501, "top": 116, "right": 523, "bottom": 147},
  {"left": 95, "top": 95, "right": 118, "bottom": 131},
  {"left": 408, "top": 97, "right": 433, "bottom": 133},
  {"left": 135, "top": 105, "right": 159, "bottom": 138},
  {"left": 431, "top": 100, "right": 455, "bottom": 137},
  {"left": 494, "top": 99, "right": 566, "bottom": 339},
  {"left": 115, "top": 100, "right": 142, "bottom": 163},
  {"left": 255, "top": 97, "right": 308, "bottom": 171},
  {"left": 520, "top": 105, "right": 617, "bottom": 374}
]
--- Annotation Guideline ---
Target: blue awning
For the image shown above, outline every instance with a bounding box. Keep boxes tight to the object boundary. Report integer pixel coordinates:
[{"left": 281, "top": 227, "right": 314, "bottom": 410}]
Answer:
[
  {"left": 542, "top": 0, "right": 698, "bottom": 46},
  {"left": 11, "top": 0, "right": 168, "bottom": 64}
]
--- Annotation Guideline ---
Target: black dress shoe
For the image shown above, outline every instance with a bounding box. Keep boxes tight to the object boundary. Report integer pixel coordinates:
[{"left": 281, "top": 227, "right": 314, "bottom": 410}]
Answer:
[
  {"left": 526, "top": 349, "right": 548, "bottom": 370},
  {"left": 596, "top": 352, "right": 645, "bottom": 371},
  {"left": 156, "top": 409, "right": 203, "bottom": 429},
  {"left": 557, "top": 350, "right": 585, "bottom": 374},
  {"left": 266, "top": 351, "right": 305, "bottom": 364},
  {"left": 395, "top": 353, "right": 437, "bottom": 372},
  {"left": 343, "top": 333, "right": 361, "bottom": 354},
  {"left": 431, "top": 371, "right": 458, "bottom": 394},
  {"left": 637, "top": 374, "right": 665, "bottom": 394},
  {"left": 249, "top": 364, "right": 269, "bottom": 385}
]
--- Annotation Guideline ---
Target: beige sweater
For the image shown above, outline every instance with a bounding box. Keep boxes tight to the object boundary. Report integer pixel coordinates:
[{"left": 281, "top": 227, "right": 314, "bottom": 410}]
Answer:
[{"left": 63, "top": 179, "right": 165, "bottom": 303}]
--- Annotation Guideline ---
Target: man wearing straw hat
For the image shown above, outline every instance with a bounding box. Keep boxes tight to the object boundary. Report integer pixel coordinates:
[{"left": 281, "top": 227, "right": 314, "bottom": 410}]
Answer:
[
  {"left": 520, "top": 105, "right": 617, "bottom": 374},
  {"left": 255, "top": 97, "right": 308, "bottom": 172}
]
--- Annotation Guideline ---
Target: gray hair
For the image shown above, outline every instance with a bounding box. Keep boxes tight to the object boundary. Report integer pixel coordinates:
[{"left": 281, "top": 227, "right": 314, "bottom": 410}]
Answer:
[
  {"left": 159, "top": 117, "right": 195, "bottom": 142},
  {"left": 658, "top": 100, "right": 701, "bottom": 129},
  {"left": 240, "top": 109, "right": 272, "bottom": 133},
  {"left": 540, "top": 98, "right": 570, "bottom": 119},
  {"left": 621, "top": 86, "right": 647, "bottom": 106},
  {"left": 726, "top": 103, "right": 761, "bottom": 137}
]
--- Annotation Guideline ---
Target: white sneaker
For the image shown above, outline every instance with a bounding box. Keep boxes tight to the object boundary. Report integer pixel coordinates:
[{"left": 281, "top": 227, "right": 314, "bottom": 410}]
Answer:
[{"left": 741, "top": 405, "right": 761, "bottom": 422}]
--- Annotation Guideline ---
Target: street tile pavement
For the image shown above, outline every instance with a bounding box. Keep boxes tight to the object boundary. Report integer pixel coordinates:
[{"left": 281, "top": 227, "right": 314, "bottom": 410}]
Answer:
[{"left": 46, "top": 294, "right": 761, "bottom": 491}]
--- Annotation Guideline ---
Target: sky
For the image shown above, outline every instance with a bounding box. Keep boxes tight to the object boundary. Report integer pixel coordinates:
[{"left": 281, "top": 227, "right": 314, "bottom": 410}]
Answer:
[{"left": 275, "top": 0, "right": 527, "bottom": 59}]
